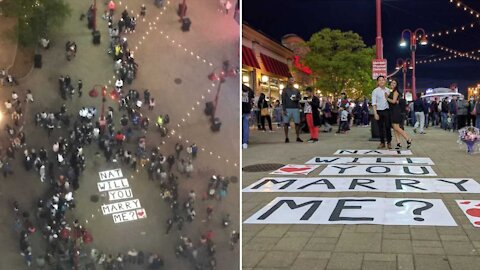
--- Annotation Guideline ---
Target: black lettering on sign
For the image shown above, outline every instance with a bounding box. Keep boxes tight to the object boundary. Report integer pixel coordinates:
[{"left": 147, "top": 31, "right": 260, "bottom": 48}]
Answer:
[
  {"left": 364, "top": 150, "right": 382, "bottom": 154},
  {"left": 395, "top": 179, "right": 426, "bottom": 191},
  {"left": 338, "top": 150, "right": 358, "bottom": 154},
  {"left": 258, "top": 200, "right": 323, "bottom": 221},
  {"left": 329, "top": 199, "right": 376, "bottom": 221},
  {"left": 98, "top": 182, "right": 106, "bottom": 191},
  {"left": 403, "top": 166, "right": 430, "bottom": 175},
  {"left": 315, "top": 157, "right": 340, "bottom": 163},
  {"left": 332, "top": 165, "right": 356, "bottom": 174},
  {"left": 349, "top": 179, "right": 377, "bottom": 190},
  {"left": 438, "top": 179, "right": 469, "bottom": 192},
  {"left": 251, "top": 179, "right": 297, "bottom": 190},
  {"left": 298, "top": 179, "right": 335, "bottom": 190},
  {"left": 406, "top": 158, "right": 414, "bottom": 164},
  {"left": 375, "top": 158, "right": 393, "bottom": 164},
  {"left": 366, "top": 166, "right": 391, "bottom": 174},
  {"left": 352, "top": 158, "right": 360, "bottom": 163}
]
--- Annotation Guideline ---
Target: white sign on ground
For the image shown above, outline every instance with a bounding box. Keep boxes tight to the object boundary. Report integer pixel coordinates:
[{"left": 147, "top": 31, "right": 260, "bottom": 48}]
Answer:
[
  {"left": 319, "top": 165, "right": 437, "bottom": 176},
  {"left": 99, "top": 169, "right": 124, "bottom": 181},
  {"left": 101, "top": 199, "right": 141, "bottom": 215},
  {"left": 244, "top": 197, "right": 457, "bottom": 226},
  {"left": 108, "top": 188, "right": 134, "bottom": 201},
  {"left": 456, "top": 200, "right": 480, "bottom": 227},
  {"left": 243, "top": 177, "right": 480, "bottom": 193},
  {"left": 112, "top": 208, "right": 147, "bottom": 223},
  {"left": 97, "top": 178, "right": 130, "bottom": 192},
  {"left": 305, "top": 157, "right": 434, "bottom": 165},
  {"left": 334, "top": 150, "right": 413, "bottom": 155},
  {"left": 270, "top": 164, "right": 320, "bottom": 175}
]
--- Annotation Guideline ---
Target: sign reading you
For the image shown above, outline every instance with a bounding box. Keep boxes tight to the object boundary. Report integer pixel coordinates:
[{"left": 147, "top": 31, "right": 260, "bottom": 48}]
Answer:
[
  {"left": 244, "top": 197, "right": 456, "bottom": 226},
  {"left": 97, "top": 169, "right": 147, "bottom": 224},
  {"left": 319, "top": 165, "right": 437, "bottom": 176},
  {"left": 243, "top": 177, "right": 480, "bottom": 193}
]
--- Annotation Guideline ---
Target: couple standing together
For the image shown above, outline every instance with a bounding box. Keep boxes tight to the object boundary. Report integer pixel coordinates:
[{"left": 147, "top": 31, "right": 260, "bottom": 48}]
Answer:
[{"left": 372, "top": 76, "right": 412, "bottom": 150}]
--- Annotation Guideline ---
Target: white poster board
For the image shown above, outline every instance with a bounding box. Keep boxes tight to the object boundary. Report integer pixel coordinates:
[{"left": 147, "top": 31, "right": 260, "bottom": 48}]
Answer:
[
  {"left": 305, "top": 157, "right": 433, "bottom": 165},
  {"left": 99, "top": 169, "right": 124, "bottom": 181},
  {"left": 101, "top": 199, "right": 141, "bottom": 215},
  {"left": 108, "top": 188, "right": 134, "bottom": 201},
  {"left": 319, "top": 165, "right": 437, "bottom": 176},
  {"left": 270, "top": 164, "right": 320, "bottom": 175},
  {"left": 97, "top": 178, "right": 130, "bottom": 192},
  {"left": 244, "top": 197, "right": 456, "bottom": 226},
  {"left": 334, "top": 150, "right": 413, "bottom": 155},
  {"left": 112, "top": 208, "right": 147, "bottom": 223},
  {"left": 456, "top": 200, "right": 480, "bottom": 227},
  {"left": 243, "top": 177, "right": 480, "bottom": 193}
]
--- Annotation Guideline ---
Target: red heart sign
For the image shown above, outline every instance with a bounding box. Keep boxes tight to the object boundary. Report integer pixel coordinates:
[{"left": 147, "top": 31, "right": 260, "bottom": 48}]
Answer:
[
  {"left": 136, "top": 209, "right": 146, "bottom": 218},
  {"left": 280, "top": 167, "right": 311, "bottom": 173},
  {"left": 460, "top": 201, "right": 471, "bottom": 204},
  {"left": 466, "top": 208, "right": 480, "bottom": 218}
]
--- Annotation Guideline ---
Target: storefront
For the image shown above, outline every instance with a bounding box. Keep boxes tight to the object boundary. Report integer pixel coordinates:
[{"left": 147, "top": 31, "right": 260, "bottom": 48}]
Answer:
[{"left": 242, "top": 23, "right": 294, "bottom": 101}]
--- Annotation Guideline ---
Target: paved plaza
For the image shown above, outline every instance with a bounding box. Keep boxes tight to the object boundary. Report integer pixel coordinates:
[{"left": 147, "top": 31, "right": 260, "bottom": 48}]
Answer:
[
  {"left": 0, "top": 0, "right": 239, "bottom": 269},
  {"left": 242, "top": 125, "right": 480, "bottom": 270}
]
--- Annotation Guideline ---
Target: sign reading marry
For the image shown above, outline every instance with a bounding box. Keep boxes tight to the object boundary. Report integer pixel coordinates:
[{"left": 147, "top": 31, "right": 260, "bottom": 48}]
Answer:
[
  {"left": 305, "top": 157, "right": 434, "bottom": 165},
  {"left": 101, "top": 199, "right": 142, "bottom": 215},
  {"left": 319, "top": 165, "right": 437, "bottom": 176},
  {"left": 244, "top": 197, "right": 456, "bottom": 226},
  {"left": 243, "top": 177, "right": 480, "bottom": 193},
  {"left": 334, "top": 150, "right": 413, "bottom": 155}
]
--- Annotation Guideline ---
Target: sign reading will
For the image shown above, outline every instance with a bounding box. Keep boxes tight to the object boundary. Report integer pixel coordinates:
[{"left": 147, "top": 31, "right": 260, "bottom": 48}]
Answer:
[
  {"left": 243, "top": 177, "right": 480, "bottom": 193},
  {"left": 319, "top": 165, "right": 437, "bottom": 176},
  {"left": 244, "top": 197, "right": 456, "bottom": 226},
  {"left": 305, "top": 157, "right": 434, "bottom": 165},
  {"left": 97, "top": 178, "right": 130, "bottom": 192}
]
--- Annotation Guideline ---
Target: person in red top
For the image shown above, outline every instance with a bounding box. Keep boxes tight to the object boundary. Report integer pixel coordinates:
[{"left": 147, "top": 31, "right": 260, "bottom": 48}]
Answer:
[
  {"left": 108, "top": 0, "right": 116, "bottom": 16},
  {"left": 115, "top": 131, "right": 125, "bottom": 145}
]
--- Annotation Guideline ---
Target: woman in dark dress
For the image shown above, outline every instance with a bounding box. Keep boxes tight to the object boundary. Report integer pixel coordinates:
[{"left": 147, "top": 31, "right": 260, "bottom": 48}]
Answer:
[
  {"left": 386, "top": 80, "right": 412, "bottom": 149},
  {"left": 258, "top": 93, "right": 273, "bottom": 132}
]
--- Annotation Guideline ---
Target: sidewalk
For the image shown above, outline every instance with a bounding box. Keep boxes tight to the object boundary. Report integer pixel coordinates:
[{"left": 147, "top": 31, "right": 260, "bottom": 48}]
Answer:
[{"left": 242, "top": 125, "right": 480, "bottom": 270}]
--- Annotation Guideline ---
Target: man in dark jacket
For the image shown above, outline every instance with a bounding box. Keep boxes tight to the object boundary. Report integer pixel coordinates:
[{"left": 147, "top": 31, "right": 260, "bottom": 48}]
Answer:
[
  {"left": 449, "top": 96, "right": 458, "bottom": 131},
  {"left": 441, "top": 98, "right": 449, "bottom": 130},
  {"left": 413, "top": 93, "right": 426, "bottom": 134}
]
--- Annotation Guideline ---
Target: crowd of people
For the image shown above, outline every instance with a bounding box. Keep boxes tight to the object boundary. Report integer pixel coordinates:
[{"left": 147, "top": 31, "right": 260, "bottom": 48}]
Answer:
[
  {"left": 242, "top": 76, "right": 480, "bottom": 149},
  {"left": 3, "top": 1, "right": 238, "bottom": 269}
]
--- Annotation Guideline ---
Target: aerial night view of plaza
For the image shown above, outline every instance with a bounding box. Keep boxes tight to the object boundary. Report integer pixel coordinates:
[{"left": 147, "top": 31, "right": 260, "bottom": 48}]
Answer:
[{"left": 0, "top": 0, "right": 240, "bottom": 269}]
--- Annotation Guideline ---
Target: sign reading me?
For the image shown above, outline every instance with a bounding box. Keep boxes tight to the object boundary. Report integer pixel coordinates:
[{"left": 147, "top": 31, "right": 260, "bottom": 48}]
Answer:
[{"left": 244, "top": 197, "right": 456, "bottom": 226}]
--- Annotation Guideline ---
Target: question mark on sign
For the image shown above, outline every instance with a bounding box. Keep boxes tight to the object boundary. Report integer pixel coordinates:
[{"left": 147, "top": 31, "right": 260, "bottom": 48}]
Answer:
[{"left": 395, "top": 200, "right": 434, "bottom": 221}]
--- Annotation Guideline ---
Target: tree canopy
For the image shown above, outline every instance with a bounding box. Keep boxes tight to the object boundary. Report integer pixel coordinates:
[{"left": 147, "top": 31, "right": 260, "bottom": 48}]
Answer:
[
  {"left": 1, "top": 0, "right": 71, "bottom": 47},
  {"left": 303, "top": 28, "right": 376, "bottom": 99}
]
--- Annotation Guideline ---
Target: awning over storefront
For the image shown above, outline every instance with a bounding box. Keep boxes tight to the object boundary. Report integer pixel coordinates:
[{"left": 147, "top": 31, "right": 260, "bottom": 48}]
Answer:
[
  {"left": 260, "top": 53, "right": 291, "bottom": 78},
  {"left": 242, "top": 46, "right": 260, "bottom": 69}
]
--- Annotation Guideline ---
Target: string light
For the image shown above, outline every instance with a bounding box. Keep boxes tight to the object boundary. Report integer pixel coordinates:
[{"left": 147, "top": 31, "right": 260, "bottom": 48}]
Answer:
[
  {"left": 449, "top": 1, "right": 480, "bottom": 19},
  {"left": 424, "top": 22, "right": 479, "bottom": 38}
]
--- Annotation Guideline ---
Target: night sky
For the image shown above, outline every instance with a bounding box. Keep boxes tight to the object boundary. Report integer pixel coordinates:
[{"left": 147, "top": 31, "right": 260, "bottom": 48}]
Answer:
[{"left": 243, "top": 0, "right": 480, "bottom": 94}]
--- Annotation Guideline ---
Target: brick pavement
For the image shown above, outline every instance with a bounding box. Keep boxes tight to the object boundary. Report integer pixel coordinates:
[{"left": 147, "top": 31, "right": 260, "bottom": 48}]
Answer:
[{"left": 242, "top": 125, "right": 480, "bottom": 270}]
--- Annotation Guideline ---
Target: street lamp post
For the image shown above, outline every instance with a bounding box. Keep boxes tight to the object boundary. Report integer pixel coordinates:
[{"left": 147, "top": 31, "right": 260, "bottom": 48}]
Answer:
[
  {"left": 400, "top": 28, "right": 428, "bottom": 100},
  {"left": 396, "top": 58, "right": 412, "bottom": 99},
  {"left": 375, "top": 0, "right": 383, "bottom": 59}
]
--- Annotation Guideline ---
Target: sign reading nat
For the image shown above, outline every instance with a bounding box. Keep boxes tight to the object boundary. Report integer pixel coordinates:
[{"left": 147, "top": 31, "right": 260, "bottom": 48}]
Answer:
[{"left": 99, "top": 169, "right": 123, "bottom": 181}]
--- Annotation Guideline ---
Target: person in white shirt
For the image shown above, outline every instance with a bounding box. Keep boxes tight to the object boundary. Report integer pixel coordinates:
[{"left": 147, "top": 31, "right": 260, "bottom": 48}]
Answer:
[{"left": 371, "top": 76, "right": 392, "bottom": 149}]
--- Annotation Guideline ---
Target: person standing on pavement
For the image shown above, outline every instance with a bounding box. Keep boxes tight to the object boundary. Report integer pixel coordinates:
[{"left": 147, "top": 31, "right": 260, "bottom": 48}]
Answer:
[
  {"left": 241, "top": 84, "right": 254, "bottom": 149},
  {"left": 281, "top": 77, "right": 303, "bottom": 143},
  {"left": 386, "top": 80, "right": 412, "bottom": 149},
  {"left": 304, "top": 87, "right": 321, "bottom": 142},
  {"left": 257, "top": 93, "right": 272, "bottom": 132},
  {"left": 449, "top": 96, "right": 459, "bottom": 131},
  {"left": 467, "top": 96, "right": 476, "bottom": 126},
  {"left": 371, "top": 76, "right": 392, "bottom": 149},
  {"left": 322, "top": 97, "right": 333, "bottom": 132},
  {"left": 457, "top": 96, "right": 468, "bottom": 129},
  {"left": 475, "top": 96, "right": 480, "bottom": 128},
  {"left": 441, "top": 97, "right": 449, "bottom": 130},
  {"left": 77, "top": 80, "right": 83, "bottom": 97},
  {"left": 413, "top": 92, "right": 426, "bottom": 134}
]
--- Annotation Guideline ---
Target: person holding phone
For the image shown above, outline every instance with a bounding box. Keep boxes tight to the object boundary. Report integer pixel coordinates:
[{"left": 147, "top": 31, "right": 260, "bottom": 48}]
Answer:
[{"left": 371, "top": 76, "right": 392, "bottom": 149}]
